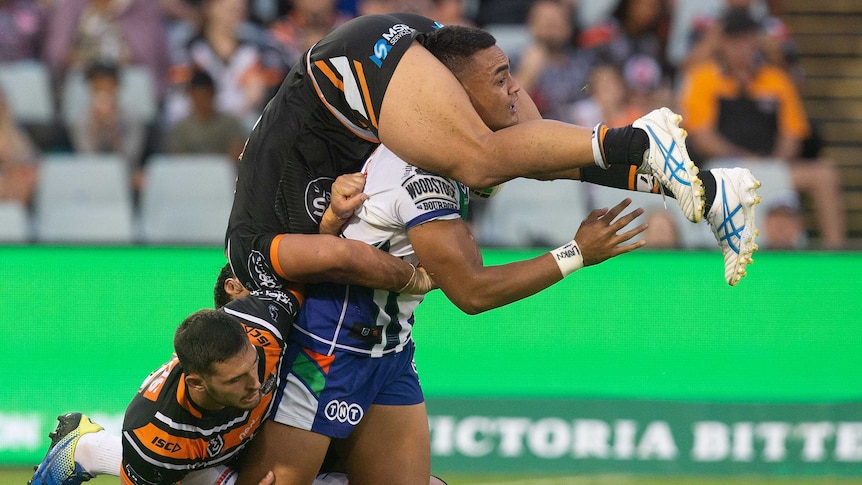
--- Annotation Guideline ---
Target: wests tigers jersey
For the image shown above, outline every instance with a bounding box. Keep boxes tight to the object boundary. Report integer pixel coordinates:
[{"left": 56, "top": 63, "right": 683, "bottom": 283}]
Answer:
[
  {"left": 120, "top": 290, "right": 299, "bottom": 485},
  {"left": 227, "top": 13, "right": 442, "bottom": 237}
]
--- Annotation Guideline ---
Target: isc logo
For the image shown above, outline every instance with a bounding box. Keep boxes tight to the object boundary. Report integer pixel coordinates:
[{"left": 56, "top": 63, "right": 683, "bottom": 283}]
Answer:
[{"left": 151, "top": 436, "right": 182, "bottom": 453}]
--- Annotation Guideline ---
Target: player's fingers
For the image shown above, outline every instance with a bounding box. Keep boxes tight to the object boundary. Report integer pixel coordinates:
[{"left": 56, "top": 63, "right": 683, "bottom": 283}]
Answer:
[
  {"left": 609, "top": 207, "right": 645, "bottom": 231},
  {"left": 615, "top": 239, "right": 647, "bottom": 254},
  {"left": 601, "top": 198, "right": 633, "bottom": 222},
  {"left": 584, "top": 207, "right": 609, "bottom": 224},
  {"left": 616, "top": 223, "right": 649, "bottom": 243}
]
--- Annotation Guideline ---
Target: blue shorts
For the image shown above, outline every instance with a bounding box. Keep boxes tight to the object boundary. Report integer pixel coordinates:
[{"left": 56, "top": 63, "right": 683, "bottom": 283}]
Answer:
[{"left": 272, "top": 340, "right": 423, "bottom": 438}]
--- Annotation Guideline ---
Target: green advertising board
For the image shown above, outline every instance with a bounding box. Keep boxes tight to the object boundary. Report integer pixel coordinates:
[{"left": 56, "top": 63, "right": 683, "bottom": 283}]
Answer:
[{"left": 2, "top": 246, "right": 861, "bottom": 475}]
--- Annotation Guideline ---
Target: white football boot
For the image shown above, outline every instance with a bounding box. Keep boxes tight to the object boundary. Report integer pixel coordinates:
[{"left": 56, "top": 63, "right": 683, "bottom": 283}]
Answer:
[
  {"left": 633, "top": 107, "right": 705, "bottom": 223},
  {"left": 707, "top": 167, "right": 762, "bottom": 286}
]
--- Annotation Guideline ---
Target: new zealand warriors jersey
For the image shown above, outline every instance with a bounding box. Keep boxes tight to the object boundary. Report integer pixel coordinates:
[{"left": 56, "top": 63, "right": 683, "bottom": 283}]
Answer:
[
  {"left": 227, "top": 13, "right": 442, "bottom": 237},
  {"left": 120, "top": 291, "right": 299, "bottom": 485},
  {"left": 290, "top": 145, "right": 468, "bottom": 358}
]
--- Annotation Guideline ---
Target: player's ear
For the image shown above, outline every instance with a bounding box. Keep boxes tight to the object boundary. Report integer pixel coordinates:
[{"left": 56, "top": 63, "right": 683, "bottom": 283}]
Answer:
[{"left": 185, "top": 374, "right": 206, "bottom": 391}]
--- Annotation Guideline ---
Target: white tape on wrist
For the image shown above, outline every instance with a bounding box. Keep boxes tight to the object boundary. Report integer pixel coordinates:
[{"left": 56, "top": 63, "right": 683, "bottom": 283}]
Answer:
[
  {"left": 591, "top": 123, "right": 609, "bottom": 169},
  {"left": 550, "top": 241, "right": 584, "bottom": 277}
]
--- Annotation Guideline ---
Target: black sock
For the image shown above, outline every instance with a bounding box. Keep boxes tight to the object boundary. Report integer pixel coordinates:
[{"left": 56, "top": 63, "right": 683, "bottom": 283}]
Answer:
[
  {"left": 582, "top": 164, "right": 677, "bottom": 199},
  {"left": 601, "top": 125, "right": 649, "bottom": 167},
  {"left": 701, "top": 170, "right": 717, "bottom": 215}
]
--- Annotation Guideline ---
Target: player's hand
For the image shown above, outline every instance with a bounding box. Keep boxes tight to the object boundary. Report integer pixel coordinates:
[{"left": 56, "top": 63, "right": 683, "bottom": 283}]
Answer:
[
  {"left": 574, "top": 198, "right": 647, "bottom": 266},
  {"left": 330, "top": 172, "right": 368, "bottom": 219}
]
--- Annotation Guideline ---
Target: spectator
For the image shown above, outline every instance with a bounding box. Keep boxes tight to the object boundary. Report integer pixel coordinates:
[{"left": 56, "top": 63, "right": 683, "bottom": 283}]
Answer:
[
  {"left": 268, "top": 0, "right": 354, "bottom": 68},
  {"left": 67, "top": 61, "right": 147, "bottom": 188},
  {"left": 164, "top": 69, "right": 247, "bottom": 161},
  {"left": 0, "top": 0, "right": 49, "bottom": 62},
  {"left": 762, "top": 198, "right": 805, "bottom": 250},
  {"left": 422, "top": 0, "right": 474, "bottom": 27},
  {"left": 162, "top": 0, "right": 287, "bottom": 131},
  {"left": 0, "top": 86, "right": 39, "bottom": 206},
  {"left": 582, "top": 0, "right": 672, "bottom": 79},
  {"left": 678, "top": 0, "right": 798, "bottom": 80},
  {"left": 643, "top": 209, "right": 681, "bottom": 249},
  {"left": 569, "top": 63, "right": 642, "bottom": 128},
  {"left": 677, "top": 7, "right": 846, "bottom": 249},
  {"left": 43, "top": 0, "right": 170, "bottom": 99},
  {"left": 513, "top": 0, "right": 596, "bottom": 122}
]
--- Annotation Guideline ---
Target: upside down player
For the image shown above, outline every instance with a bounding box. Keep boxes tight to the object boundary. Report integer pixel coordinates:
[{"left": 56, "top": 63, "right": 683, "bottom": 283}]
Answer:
[
  {"left": 29, "top": 264, "right": 448, "bottom": 485},
  {"left": 226, "top": 12, "right": 760, "bottom": 326}
]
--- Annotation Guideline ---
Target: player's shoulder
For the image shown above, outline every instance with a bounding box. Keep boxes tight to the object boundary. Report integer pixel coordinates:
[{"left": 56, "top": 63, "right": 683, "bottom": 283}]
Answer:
[{"left": 222, "top": 292, "right": 299, "bottom": 337}]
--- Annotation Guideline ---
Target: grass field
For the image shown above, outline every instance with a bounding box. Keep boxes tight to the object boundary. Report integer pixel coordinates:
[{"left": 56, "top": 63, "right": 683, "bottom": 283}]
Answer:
[{"left": 7, "top": 468, "right": 862, "bottom": 485}]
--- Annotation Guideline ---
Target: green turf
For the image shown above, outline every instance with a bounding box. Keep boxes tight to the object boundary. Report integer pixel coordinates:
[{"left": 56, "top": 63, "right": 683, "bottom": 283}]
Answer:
[{"left": 6, "top": 468, "right": 862, "bottom": 485}]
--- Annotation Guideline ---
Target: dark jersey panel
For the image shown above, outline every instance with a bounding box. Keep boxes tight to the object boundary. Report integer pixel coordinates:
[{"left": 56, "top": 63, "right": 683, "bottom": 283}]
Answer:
[
  {"left": 227, "top": 14, "right": 441, "bottom": 237},
  {"left": 120, "top": 292, "right": 298, "bottom": 485}
]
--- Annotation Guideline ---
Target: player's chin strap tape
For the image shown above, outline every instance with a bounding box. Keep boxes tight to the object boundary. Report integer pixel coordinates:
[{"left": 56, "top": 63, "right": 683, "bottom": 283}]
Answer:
[
  {"left": 591, "top": 123, "right": 609, "bottom": 169},
  {"left": 550, "top": 241, "right": 584, "bottom": 277}
]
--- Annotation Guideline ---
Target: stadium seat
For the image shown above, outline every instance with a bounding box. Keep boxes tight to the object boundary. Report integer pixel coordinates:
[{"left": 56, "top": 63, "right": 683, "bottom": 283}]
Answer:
[
  {"left": 139, "top": 154, "right": 236, "bottom": 245},
  {"left": 34, "top": 154, "right": 135, "bottom": 243},
  {"left": 61, "top": 65, "right": 158, "bottom": 125},
  {"left": 0, "top": 201, "right": 31, "bottom": 243},
  {"left": 0, "top": 60, "right": 55, "bottom": 124},
  {"left": 473, "top": 178, "right": 590, "bottom": 248}
]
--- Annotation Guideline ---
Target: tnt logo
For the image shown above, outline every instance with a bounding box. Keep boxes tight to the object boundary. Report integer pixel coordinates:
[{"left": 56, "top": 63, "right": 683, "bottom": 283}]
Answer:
[{"left": 324, "top": 400, "right": 364, "bottom": 425}]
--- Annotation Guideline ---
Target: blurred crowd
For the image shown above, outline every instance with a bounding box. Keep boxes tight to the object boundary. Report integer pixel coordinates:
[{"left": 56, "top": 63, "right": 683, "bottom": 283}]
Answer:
[{"left": 0, "top": 0, "right": 847, "bottom": 249}]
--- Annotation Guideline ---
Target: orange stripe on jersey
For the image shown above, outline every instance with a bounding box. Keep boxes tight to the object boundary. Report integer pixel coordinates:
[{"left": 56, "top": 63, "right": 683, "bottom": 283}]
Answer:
[
  {"left": 627, "top": 166, "right": 637, "bottom": 191},
  {"left": 269, "top": 234, "right": 307, "bottom": 306},
  {"left": 308, "top": 55, "right": 379, "bottom": 144},
  {"left": 132, "top": 422, "right": 209, "bottom": 460},
  {"left": 353, "top": 60, "right": 377, "bottom": 129},
  {"left": 270, "top": 234, "right": 288, "bottom": 280},
  {"left": 314, "top": 60, "right": 344, "bottom": 92},
  {"left": 304, "top": 347, "right": 336, "bottom": 374}
]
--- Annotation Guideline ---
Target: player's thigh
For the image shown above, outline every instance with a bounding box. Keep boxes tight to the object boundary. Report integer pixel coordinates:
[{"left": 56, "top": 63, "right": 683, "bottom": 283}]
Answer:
[
  {"left": 235, "top": 420, "right": 331, "bottom": 485},
  {"left": 379, "top": 43, "right": 492, "bottom": 178},
  {"left": 339, "top": 402, "right": 431, "bottom": 485}
]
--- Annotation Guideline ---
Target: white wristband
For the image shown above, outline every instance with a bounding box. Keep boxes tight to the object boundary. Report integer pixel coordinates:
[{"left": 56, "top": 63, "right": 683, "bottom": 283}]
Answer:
[
  {"left": 550, "top": 241, "right": 584, "bottom": 277},
  {"left": 591, "top": 123, "right": 609, "bottom": 169}
]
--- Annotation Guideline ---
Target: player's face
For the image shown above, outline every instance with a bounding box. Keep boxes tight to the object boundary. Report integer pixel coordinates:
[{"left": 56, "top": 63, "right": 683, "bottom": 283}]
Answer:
[
  {"left": 459, "top": 46, "right": 521, "bottom": 132},
  {"left": 203, "top": 343, "right": 262, "bottom": 410}
]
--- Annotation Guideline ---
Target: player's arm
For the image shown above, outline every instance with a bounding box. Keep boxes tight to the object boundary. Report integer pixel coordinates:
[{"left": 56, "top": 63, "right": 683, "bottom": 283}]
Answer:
[
  {"left": 379, "top": 42, "right": 592, "bottom": 189},
  {"left": 279, "top": 174, "right": 433, "bottom": 294},
  {"left": 409, "top": 199, "right": 647, "bottom": 315}
]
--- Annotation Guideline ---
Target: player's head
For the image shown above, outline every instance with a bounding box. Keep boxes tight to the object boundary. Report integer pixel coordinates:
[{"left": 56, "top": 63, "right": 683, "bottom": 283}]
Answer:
[
  {"left": 422, "top": 25, "right": 521, "bottom": 131},
  {"left": 174, "top": 309, "right": 263, "bottom": 410},
  {"left": 214, "top": 263, "right": 250, "bottom": 308}
]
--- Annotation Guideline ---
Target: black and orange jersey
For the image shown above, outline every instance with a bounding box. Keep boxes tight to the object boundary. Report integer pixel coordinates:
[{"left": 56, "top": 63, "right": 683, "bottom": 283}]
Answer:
[
  {"left": 226, "top": 13, "right": 441, "bottom": 237},
  {"left": 120, "top": 290, "right": 299, "bottom": 485}
]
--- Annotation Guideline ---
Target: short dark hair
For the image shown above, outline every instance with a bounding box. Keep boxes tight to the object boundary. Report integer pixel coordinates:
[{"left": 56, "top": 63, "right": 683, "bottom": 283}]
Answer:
[
  {"left": 174, "top": 309, "right": 248, "bottom": 376},
  {"left": 214, "top": 263, "right": 235, "bottom": 309},
  {"left": 84, "top": 61, "right": 119, "bottom": 82},
  {"left": 421, "top": 25, "right": 498, "bottom": 77},
  {"left": 189, "top": 68, "right": 215, "bottom": 89},
  {"left": 722, "top": 7, "right": 761, "bottom": 36}
]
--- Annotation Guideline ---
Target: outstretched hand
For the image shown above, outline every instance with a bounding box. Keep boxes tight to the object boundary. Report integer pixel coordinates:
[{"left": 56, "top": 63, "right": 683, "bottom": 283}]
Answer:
[
  {"left": 330, "top": 172, "right": 368, "bottom": 219},
  {"left": 574, "top": 198, "right": 647, "bottom": 266}
]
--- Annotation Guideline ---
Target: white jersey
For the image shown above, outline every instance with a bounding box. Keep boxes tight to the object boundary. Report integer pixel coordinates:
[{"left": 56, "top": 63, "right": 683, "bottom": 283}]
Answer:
[{"left": 290, "top": 145, "right": 468, "bottom": 357}]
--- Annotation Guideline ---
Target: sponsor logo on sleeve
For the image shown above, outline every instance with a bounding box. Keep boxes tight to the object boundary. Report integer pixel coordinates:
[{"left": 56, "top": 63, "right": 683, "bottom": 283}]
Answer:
[
  {"left": 369, "top": 23, "right": 415, "bottom": 67},
  {"left": 402, "top": 173, "right": 459, "bottom": 212}
]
